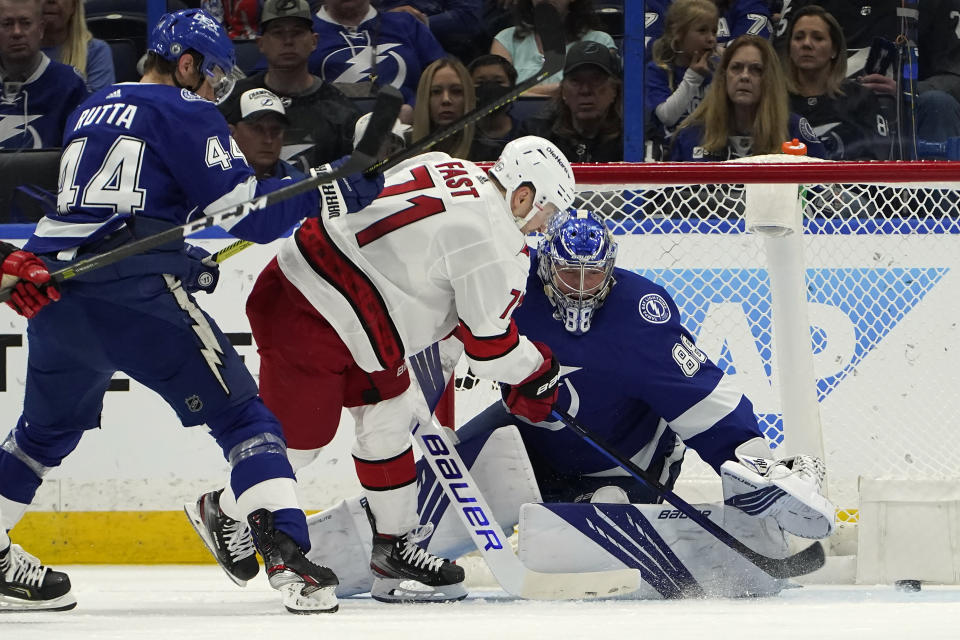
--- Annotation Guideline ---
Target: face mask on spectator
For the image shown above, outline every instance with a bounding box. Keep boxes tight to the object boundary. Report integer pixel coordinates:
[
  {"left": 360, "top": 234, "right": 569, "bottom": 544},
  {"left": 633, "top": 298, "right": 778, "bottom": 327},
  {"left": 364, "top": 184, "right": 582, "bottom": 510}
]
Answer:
[{"left": 475, "top": 81, "right": 514, "bottom": 115}]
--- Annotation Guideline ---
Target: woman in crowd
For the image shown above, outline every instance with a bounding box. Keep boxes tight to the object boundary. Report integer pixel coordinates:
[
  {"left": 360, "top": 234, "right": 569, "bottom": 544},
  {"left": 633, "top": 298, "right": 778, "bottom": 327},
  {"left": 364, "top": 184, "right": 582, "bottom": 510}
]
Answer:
[
  {"left": 412, "top": 57, "right": 476, "bottom": 159},
  {"left": 40, "top": 0, "right": 114, "bottom": 92},
  {"left": 491, "top": 0, "right": 614, "bottom": 97},
  {"left": 782, "top": 4, "right": 891, "bottom": 160},
  {"left": 646, "top": 0, "right": 719, "bottom": 159},
  {"left": 670, "top": 34, "right": 825, "bottom": 160}
]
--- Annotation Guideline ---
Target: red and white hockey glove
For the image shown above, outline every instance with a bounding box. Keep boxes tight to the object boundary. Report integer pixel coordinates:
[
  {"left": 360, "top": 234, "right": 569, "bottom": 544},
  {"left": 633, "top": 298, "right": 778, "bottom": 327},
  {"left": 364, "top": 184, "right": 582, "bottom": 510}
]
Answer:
[
  {"left": 1, "top": 249, "right": 60, "bottom": 319},
  {"left": 501, "top": 341, "right": 560, "bottom": 424}
]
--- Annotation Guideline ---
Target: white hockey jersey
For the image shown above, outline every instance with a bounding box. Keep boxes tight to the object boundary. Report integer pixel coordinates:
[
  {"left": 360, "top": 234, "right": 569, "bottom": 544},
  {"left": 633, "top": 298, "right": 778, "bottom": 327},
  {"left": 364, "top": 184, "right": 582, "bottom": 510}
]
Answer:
[{"left": 276, "top": 152, "right": 544, "bottom": 384}]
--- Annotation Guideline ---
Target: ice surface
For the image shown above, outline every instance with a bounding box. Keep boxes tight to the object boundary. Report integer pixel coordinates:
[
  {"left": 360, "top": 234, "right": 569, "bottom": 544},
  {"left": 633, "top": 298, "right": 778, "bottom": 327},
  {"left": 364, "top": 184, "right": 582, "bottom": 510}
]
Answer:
[{"left": 3, "top": 566, "right": 960, "bottom": 640}]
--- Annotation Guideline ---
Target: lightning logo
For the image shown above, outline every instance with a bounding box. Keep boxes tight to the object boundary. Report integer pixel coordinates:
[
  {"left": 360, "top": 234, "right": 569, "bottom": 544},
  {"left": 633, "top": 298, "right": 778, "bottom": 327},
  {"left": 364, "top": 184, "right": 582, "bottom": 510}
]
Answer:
[
  {"left": 329, "top": 35, "right": 408, "bottom": 89},
  {"left": 164, "top": 274, "right": 229, "bottom": 393},
  {"left": 0, "top": 113, "right": 42, "bottom": 148}
]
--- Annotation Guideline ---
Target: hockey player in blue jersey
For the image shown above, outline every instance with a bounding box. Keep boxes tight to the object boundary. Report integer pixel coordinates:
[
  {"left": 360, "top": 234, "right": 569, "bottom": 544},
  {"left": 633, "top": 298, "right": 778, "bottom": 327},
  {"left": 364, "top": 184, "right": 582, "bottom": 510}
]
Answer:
[
  {"left": 291, "top": 209, "right": 835, "bottom": 600},
  {"left": 0, "top": 9, "right": 382, "bottom": 614},
  {"left": 455, "top": 209, "right": 833, "bottom": 536}
]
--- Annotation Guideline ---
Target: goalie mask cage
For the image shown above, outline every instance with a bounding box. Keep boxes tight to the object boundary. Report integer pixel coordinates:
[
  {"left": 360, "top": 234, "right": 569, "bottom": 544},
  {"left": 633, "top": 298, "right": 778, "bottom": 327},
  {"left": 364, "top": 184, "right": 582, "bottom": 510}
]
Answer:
[{"left": 505, "top": 161, "right": 960, "bottom": 577}]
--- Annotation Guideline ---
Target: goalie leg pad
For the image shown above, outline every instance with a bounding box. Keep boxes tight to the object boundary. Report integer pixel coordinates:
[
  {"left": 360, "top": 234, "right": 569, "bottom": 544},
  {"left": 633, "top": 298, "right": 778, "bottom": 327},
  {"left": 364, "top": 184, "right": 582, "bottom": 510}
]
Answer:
[{"left": 518, "top": 502, "right": 791, "bottom": 599}]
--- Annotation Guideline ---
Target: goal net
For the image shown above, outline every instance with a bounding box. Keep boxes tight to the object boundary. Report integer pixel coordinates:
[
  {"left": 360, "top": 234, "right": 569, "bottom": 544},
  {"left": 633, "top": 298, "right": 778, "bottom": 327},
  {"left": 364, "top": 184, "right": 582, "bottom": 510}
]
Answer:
[{"left": 455, "top": 161, "right": 960, "bottom": 531}]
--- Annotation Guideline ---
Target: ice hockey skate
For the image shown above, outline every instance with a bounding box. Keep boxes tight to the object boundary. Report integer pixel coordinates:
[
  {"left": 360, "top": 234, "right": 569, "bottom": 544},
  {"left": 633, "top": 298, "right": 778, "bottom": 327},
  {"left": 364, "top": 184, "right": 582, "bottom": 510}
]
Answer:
[
  {"left": 184, "top": 489, "right": 259, "bottom": 586},
  {"left": 367, "top": 501, "right": 466, "bottom": 604},
  {"left": 247, "top": 509, "right": 339, "bottom": 614},
  {"left": 722, "top": 439, "right": 835, "bottom": 539},
  {"left": 0, "top": 543, "right": 76, "bottom": 612}
]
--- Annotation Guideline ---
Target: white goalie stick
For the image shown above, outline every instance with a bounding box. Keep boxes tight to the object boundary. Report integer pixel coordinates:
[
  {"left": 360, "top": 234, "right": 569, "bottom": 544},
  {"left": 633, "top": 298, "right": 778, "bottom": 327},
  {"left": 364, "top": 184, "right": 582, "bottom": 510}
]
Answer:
[
  {"left": 553, "top": 409, "right": 826, "bottom": 579},
  {"left": 0, "top": 85, "right": 405, "bottom": 302},
  {"left": 408, "top": 344, "right": 643, "bottom": 600}
]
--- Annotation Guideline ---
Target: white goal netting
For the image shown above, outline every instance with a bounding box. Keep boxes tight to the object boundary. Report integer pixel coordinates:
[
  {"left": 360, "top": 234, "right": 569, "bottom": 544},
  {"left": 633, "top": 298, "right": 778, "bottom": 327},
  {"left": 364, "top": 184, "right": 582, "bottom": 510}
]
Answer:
[{"left": 456, "top": 161, "right": 960, "bottom": 518}]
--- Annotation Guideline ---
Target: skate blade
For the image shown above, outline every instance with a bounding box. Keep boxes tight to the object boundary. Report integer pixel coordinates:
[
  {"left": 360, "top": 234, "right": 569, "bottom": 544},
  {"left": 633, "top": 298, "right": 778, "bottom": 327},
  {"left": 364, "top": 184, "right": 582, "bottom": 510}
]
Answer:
[
  {"left": 280, "top": 584, "right": 338, "bottom": 614},
  {"left": 371, "top": 578, "right": 468, "bottom": 604},
  {"left": 183, "top": 502, "right": 249, "bottom": 587},
  {"left": 0, "top": 591, "right": 77, "bottom": 612}
]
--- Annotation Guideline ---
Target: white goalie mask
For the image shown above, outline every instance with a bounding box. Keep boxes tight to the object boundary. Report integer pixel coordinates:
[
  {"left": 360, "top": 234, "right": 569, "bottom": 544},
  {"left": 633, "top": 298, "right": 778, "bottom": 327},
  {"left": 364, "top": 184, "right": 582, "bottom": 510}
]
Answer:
[
  {"left": 489, "top": 136, "right": 576, "bottom": 229},
  {"left": 538, "top": 210, "right": 617, "bottom": 335}
]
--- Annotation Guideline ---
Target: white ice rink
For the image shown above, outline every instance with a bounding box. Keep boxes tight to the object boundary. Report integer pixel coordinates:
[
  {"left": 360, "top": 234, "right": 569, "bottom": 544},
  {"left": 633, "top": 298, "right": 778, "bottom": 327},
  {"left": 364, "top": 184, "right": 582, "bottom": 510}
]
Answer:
[{"left": 3, "top": 566, "right": 960, "bottom": 640}]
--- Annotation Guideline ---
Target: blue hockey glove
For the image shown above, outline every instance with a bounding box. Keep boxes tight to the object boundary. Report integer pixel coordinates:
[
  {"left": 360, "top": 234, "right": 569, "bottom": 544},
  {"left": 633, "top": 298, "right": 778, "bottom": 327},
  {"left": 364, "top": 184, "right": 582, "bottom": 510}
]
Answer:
[
  {"left": 183, "top": 245, "right": 220, "bottom": 294},
  {"left": 312, "top": 154, "right": 384, "bottom": 217}
]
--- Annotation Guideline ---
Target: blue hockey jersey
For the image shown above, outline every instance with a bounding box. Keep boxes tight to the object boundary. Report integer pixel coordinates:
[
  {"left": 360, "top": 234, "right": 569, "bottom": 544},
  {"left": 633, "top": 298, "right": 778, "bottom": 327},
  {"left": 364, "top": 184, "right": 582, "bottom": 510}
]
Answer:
[
  {"left": 309, "top": 8, "right": 446, "bottom": 104},
  {"left": 25, "top": 83, "right": 319, "bottom": 256},
  {"left": 0, "top": 54, "right": 88, "bottom": 149},
  {"left": 502, "top": 256, "right": 763, "bottom": 476},
  {"left": 669, "top": 112, "right": 827, "bottom": 161}
]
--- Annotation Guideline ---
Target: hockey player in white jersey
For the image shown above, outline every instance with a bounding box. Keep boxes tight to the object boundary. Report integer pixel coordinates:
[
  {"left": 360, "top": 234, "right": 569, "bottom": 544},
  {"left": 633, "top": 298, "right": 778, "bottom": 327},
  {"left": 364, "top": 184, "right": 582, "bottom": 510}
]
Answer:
[{"left": 188, "top": 136, "right": 576, "bottom": 604}]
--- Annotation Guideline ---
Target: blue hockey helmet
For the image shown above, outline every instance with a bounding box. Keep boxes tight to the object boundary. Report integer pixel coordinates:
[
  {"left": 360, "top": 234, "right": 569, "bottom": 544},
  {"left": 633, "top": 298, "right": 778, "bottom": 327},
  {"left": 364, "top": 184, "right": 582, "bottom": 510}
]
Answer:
[
  {"left": 149, "top": 9, "right": 237, "bottom": 103},
  {"left": 538, "top": 210, "right": 617, "bottom": 335}
]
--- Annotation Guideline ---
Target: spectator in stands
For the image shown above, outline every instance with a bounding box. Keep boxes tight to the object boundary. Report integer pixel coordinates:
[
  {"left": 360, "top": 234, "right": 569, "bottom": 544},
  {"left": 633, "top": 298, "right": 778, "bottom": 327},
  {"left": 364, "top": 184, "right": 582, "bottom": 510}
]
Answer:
[
  {"left": 201, "top": 0, "right": 260, "bottom": 40},
  {"left": 522, "top": 39, "right": 622, "bottom": 162},
  {"left": 39, "top": 0, "right": 114, "bottom": 92},
  {"left": 646, "top": 0, "right": 719, "bottom": 160},
  {"left": 376, "top": 0, "right": 485, "bottom": 63},
  {"left": 491, "top": 0, "right": 614, "bottom": 97},
  {"left": 468, "top": 53, "right": 520, "bottom": 160},
  {"left": 310, "top": 0, "right": 446, "bottom": 105},
  {"left": 782, "top": 5, "right": 891, "bottom": 160},
  {"left": 228, "top": 87, "right": 302, "bottom": 180},
  {"left": 774, "top": 0, "right": 960, "bottom": 147},
  {"left": 411, "top": 57, "right": 475, "bottom": 158},
  {"left": 219, "top": 0, "right": 360, "bottom": 172},
  {"left": 0, "top": 0, "right": 88, "bottom": 149},
  {"left": 647, "top": 0, "right": 771, "bottom": 54},
  {"left": 670, "top": 35, "right": 825, "bottom": 160}
]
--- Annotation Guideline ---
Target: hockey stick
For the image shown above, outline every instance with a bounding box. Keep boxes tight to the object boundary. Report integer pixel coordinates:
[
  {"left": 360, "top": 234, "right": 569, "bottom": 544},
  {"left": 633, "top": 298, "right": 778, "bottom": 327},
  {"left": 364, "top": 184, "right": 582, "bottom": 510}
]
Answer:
[
  {"left": 0, "top": 86, "right": 405, "bottom": 302},
  {"left": 551, "top": 409, "right": 826, "bottom": 579},
  {"left": 408, "top": 344, "right": 643, "bottom": 600},
  {"left": 208, "top": 2, "right": 566, "bottom": 266},
  {"left": 363, "top": 2, "right": 565, "bottom": 176}
]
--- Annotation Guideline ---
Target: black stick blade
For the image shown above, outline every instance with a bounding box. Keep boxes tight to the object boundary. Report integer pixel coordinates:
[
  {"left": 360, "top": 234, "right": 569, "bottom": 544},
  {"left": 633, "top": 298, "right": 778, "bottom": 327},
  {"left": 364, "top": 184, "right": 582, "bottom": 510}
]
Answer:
[{"left": 355, "top": 85, "right": 404, "bottom": 161}]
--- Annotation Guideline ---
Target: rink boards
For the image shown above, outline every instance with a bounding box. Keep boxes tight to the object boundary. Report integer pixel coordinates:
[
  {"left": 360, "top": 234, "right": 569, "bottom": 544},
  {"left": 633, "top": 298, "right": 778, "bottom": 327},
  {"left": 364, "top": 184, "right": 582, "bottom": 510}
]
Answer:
[{"left": 1, "top": 228, "right": 958, "bottom": 562}]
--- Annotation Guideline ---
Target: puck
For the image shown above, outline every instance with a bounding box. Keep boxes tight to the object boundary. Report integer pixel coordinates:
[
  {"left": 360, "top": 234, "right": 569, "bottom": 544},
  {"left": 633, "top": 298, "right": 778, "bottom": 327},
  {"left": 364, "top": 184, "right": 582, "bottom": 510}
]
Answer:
[{"left": 894, "top": 579, "right": 922, "bottom": 592}]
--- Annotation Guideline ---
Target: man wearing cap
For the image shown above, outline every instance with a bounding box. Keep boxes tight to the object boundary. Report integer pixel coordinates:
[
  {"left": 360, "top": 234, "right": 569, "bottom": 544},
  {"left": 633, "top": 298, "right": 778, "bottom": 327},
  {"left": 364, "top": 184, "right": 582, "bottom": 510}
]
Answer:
[
  {"left": 219, "top": 0, "right": 360, "bottom": 173},
  {"left": 522, "top": 40, "right": 623, "bottom": 162},
  {"left": 229, "top": 87, "right": 303, "bottom": 180}
]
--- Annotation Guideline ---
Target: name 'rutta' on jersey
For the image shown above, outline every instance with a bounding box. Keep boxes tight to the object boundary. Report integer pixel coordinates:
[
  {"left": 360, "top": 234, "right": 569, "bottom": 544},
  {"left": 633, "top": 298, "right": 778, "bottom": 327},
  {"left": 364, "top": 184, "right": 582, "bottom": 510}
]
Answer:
[{"left": 25, "top": 83, "right": 313, "bottom": 256}]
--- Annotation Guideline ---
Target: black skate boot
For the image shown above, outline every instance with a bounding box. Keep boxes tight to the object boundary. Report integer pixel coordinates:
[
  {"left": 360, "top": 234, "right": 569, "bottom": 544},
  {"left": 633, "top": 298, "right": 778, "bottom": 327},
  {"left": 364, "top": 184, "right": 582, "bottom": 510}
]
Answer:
[
  {"left": 0, "top": 543, "right": 76, "bottom": 612},
  {"left": 366, "top": 502, "right": 466, "bottom": 603},
  {"left": 184, "top": 489, "right": 259, "bottom": 586},
  {"left": 247, "top": 509, "right": 339, "bottom": 614}
]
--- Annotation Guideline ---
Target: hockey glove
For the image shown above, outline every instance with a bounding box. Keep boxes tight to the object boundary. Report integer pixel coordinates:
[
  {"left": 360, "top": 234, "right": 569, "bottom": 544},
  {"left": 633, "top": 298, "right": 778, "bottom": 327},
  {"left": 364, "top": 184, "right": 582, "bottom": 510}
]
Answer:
[
  {"left": 1, "top": 249, "right": 60, "bottom": 319},
  {"left": 721, "top": 437, "right": 835, "bottom": 539},
  {"left": 501, "top": 341, "right": 560, "bottom": 424},
  {"left": 183, "top": 245, "right": 220, "bottom": 294},
  {"left": 312, "top": 154, "right": 385, "bottom": 218}
]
